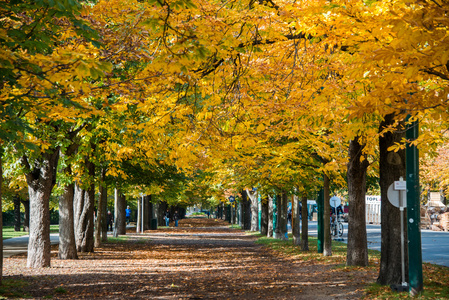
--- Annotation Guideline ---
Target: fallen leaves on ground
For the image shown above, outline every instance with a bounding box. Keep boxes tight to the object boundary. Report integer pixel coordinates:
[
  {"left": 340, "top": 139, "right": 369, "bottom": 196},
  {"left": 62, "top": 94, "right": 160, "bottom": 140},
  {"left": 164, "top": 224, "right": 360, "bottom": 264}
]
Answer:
[{"left": 3, "top": 217, "right": 377, "bottom": 299}]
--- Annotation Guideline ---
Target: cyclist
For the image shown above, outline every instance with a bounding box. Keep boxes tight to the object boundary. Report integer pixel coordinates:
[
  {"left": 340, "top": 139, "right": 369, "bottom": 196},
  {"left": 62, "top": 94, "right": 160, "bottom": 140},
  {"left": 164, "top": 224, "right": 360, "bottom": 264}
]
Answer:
[{"left": 336, "top": 204, "right": 344, "bottom": 220}]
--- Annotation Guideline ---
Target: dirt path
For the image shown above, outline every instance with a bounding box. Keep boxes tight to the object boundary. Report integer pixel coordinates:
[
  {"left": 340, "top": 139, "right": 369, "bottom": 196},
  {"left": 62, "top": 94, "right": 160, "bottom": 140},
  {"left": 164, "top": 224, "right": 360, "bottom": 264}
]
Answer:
[{"left": 3, "top": 218, "right": 374, "bottom": 299}]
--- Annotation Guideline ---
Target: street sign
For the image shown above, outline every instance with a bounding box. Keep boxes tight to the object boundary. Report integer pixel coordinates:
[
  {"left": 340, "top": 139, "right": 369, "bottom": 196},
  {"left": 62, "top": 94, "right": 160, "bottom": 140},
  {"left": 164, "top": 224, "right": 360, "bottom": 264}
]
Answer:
[
  {"left": 330, "top": 196, "right": 341, "bottom": 207},
  {"left": 387, "top": 177, "right": 408, "bottom": 290},
  {"left": 394, "top": 180, "right": 407, "bottom": 191},
  {"left": 229, "top": 196, "right": 235, "bottom": 203},
  {"left": 387, "top": 183, "right": 406, "bottom": 208}
]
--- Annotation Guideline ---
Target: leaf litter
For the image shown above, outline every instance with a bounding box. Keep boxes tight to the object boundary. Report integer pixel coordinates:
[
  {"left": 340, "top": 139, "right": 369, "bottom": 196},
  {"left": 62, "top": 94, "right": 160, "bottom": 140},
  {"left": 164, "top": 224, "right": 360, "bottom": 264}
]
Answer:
[{"left": 3, "top": 218, "right": 376, "bottom": 299}]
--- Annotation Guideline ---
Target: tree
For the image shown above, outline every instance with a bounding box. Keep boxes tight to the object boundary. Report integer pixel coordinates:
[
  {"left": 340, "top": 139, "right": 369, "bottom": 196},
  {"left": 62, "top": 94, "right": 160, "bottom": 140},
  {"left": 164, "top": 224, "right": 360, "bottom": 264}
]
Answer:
[
  {"left": 260, "top": 196, "right": 268, "bottom": 236},
  {"left": 346, "top": 136, "right": 369, "bottom": 266},
  {"left": 114, "top": 189, "right": 127, "bottom": 236},
  {"left": 267, "top": 195, "right": 274, "bottom": 238},
  {"left": 377, "top": 114, "right": 407, "bottom": 285},
  {"left": 58, "top": 164, "right": 78, "bottom": 260},
  {"left": 274, "top": 192, "right": 288, "bottom": 240},
  {"left": 323, "top": 174, "right": 332, "bottom": 256},
  {"left": 246, "top": 188, "right": 259, "bottom": 232},
  {"left": 96, "top": 168, "right": 108, "bottom": 245},
  {"left": 73, "top": 159, "right": 96, "bottom": 253},
  {"left": 292, "top": 194, "right": 300, "bottom": 246},
  {"left": 300, "top": 195, "right": 309, "bottom": 251},
  {"left": 22, "top": 147, "right": 60, "bottom": 268}
]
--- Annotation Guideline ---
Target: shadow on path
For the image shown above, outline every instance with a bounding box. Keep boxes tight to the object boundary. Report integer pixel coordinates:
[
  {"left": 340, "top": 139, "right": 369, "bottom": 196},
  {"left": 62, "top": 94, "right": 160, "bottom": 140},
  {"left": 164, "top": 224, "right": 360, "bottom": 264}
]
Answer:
[{"left": 3, "top": 218, "right": 375, "bottom": 299}]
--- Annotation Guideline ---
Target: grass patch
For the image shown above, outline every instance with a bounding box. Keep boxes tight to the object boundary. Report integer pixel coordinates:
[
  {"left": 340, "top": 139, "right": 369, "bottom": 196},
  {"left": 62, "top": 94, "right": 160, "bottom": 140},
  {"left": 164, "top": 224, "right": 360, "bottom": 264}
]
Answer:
[
  {"left": 107, "top": 236, "right": 129, "bottom": 243},
  {"left": 254, "top": 233, "right": 449, "bottom": 299},
  {"left": 54, "top": 286, "right": 67, "bottom": 294},
  {"left": 190, "top": 212, "right": 207, "bottom": 216},
  {"left": 49, "top": 225, "right": 59, "bottom": 233},
  {"left": 364, "top": 263, "right": 449, "bottom": 299},
  {"left": 2, "top": 227, "right": 29, "bottom": 240},
  {"left": 3, "top": 225, "right": 59, "bottom": 240},
  {"left": 0, "top": 278, "right": 31, "bottom": 298},
  {"left": 255, "top": 234, "right": 359, "bottom": 265},
  {"left": 229, "top": 225, "right": 242, "bottom": 230}
]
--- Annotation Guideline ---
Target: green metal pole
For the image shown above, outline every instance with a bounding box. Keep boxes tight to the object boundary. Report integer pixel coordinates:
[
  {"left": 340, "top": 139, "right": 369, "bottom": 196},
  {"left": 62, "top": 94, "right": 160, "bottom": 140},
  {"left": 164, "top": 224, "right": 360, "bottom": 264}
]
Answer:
[
  {"left": 406, "top": 119, "right": 423, "bottom": 295},
  {"left": 317, "top": 189, "right": 324, "bottom": 253}
]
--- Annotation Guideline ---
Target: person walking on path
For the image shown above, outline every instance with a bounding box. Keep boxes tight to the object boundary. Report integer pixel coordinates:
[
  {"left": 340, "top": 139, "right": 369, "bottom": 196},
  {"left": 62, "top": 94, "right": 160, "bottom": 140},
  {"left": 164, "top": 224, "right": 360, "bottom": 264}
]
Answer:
[
  {"left": 164, "top": 209, "right": 170, "bottom": 227},
  {"left": 173, "top": 211, "right": 179, "bottom": 227},
  {"left": 107, "top": 211, "right": 114, "bottom": 231},
  {"left": 126, "top": 206, "right": 132, "bottom": 225}
]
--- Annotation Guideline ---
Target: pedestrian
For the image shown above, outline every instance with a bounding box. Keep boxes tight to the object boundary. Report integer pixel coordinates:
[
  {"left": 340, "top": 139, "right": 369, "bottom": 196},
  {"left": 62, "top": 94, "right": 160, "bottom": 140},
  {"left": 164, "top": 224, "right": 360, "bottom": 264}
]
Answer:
[
  {"left": 107, "top": 211, "right": 113, "bottom": 231},
  {"left": 164, "top": 209, "right": 170, "bottom": 227},
  {"left": 174, "top": 211, "right": 179, "bottom": 227},
  {"left": 126, "top": 206, "right": 132, "bottom": 225}
]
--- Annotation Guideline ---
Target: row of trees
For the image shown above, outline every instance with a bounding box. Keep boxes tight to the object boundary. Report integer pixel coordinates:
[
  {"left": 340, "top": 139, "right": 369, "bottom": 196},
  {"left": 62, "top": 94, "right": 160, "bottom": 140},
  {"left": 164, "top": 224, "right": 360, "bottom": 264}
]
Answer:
[{"left": 1, "top": 0, "right": 448, "bottom": 292}]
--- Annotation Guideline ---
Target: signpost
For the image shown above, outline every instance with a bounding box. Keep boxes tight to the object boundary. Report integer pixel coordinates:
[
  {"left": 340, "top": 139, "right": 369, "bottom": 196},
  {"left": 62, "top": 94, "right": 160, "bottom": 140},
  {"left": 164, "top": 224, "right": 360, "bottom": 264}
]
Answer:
[{"left": 388, "top": 177, "right": 408, "bottom": 292}]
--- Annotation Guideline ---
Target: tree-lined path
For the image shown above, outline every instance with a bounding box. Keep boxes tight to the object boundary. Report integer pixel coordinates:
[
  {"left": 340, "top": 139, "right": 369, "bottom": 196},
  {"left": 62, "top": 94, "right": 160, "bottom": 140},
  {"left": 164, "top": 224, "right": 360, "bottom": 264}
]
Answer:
[{"left": 3, "top": 218, "right": 376, "bottom": 299}]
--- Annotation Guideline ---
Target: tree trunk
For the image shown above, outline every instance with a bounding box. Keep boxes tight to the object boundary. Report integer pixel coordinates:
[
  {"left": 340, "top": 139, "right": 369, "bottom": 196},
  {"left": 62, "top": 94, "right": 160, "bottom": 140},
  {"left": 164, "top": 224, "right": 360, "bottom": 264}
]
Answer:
[
  {"left": 346, "top": 136, "right": 369, "bottom": 266},
  {"left": 58, "top": 179, "right": 78, "bottom": 260},
  {"left": 24, "top": 150, "right": 59, "bottom": 268},
  {"left": 99, "top": 169, "right": 108, "bottom": 242},
  {"left": 241, "top": 190, "right": 251, "bottom": 230},
  {"left": 377, "top": 114, "right": 408, "bottom": 285},
  {"left": 260, "top": 196, "right": 268, "bottom": 236},
  {"left": 278, "top": 192, "right": 288, "bottom": 240},
  {"left": 238, "top": 202, "right": 242, "bottom": 226},
  {"left": 148, "top": 196, "right": 155, "bottom": 229},
  {"left": 74, "top": 180, "right": 95, "bottom": 252},
  {"left": 144, "top": 195, "right": 151, "bottom": 230},
  {"left": 246, "top": 189, "right": 259, "bottom": 231},
  {"left": 114, "top": 189, "right": 127, "bottom": 235},
  {"left": 292, "top": 195, "right": 300, "bottom": 246},
  {"left": 301, "top": 195, "right": 309, "bottom": 251},
  {"left": 267, "top": 195, "right": 274, "bottom": 237},
  {"left": 157, "top": 202, "right": 167, "bottom": 226},
  {"left": 14, "top": 195, "right": 21, "bottom": 231},
  {"left": 94, "top": 170, "right": 107, "bottom": 247},
  {"left": 323, "top": 174, "right": 332, "bottom": 256},
  {"left": 21, "top": 199, "right": 30, "bottom": 232},
  {"left": 137, "top": 196, "right": 142, "bottom": 233}
]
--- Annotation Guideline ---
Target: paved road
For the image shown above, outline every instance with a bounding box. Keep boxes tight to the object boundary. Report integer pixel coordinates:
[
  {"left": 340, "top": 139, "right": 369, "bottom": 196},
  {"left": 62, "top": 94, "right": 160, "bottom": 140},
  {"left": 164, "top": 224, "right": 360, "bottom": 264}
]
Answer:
[
  {"left": 306, "top": 221, "right": 449, "bottom": 267},
  {"left": 3, "top": 233, "right": 60, "bottom": 258}
]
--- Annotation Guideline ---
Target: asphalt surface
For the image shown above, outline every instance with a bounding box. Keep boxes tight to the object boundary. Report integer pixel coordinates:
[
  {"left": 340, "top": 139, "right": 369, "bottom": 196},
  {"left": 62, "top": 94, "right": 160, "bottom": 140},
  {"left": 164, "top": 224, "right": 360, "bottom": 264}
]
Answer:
[
  {"left": 306, "top": 221, "right": 449, "bottom": 268},
  {"left": 3, "top": 233, "right": 60, "bottom": 258}
]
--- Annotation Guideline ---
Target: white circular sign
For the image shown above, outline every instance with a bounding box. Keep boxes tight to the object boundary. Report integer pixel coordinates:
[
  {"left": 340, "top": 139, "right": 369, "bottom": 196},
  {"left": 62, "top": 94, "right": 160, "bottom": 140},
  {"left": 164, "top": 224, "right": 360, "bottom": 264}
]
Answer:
[
  {"left": 330, "top": 196, "right": 341, "bottom": 207},
  {"left": 387, "top": 183, "right": 406, "bottom": 208}
]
